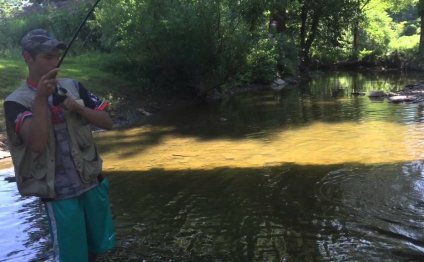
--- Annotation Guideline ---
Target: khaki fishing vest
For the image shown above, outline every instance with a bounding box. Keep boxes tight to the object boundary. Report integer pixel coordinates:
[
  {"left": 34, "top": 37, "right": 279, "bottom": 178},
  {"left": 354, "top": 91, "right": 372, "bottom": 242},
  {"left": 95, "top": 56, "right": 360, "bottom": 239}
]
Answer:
[{"left": 5, "top": 78, "right": 102, "bottom": 198}]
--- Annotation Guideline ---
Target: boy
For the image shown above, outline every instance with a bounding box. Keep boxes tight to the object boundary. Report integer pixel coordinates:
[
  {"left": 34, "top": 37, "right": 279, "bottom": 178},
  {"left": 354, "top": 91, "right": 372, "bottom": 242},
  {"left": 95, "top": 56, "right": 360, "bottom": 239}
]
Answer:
[{"left": 4, "top": 28, "right": 115, "bottom": 262}]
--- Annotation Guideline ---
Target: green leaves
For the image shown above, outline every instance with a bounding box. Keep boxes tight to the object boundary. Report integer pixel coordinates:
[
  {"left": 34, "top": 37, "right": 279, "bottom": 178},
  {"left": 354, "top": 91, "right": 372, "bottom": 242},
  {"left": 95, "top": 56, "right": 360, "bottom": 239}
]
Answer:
[{"left": 0, "top": 0, "right": 422, "bottom": 95}]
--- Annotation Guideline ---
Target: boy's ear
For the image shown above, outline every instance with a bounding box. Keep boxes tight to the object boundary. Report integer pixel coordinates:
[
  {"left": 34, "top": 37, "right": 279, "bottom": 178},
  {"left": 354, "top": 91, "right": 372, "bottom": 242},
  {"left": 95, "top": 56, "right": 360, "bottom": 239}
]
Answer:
[{"left": 22, "top": 51, "right": 34, "bottom": 63}]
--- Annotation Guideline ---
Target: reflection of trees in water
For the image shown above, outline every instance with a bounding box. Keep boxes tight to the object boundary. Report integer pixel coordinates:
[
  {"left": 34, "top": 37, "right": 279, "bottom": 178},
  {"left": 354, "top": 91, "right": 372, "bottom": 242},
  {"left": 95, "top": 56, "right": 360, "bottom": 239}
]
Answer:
[
  {"left": 98, "top": 162, "right": 424, "bottom": 261},
  {"left": 97, "top": 165, "right": 332, "bottom": 260}
]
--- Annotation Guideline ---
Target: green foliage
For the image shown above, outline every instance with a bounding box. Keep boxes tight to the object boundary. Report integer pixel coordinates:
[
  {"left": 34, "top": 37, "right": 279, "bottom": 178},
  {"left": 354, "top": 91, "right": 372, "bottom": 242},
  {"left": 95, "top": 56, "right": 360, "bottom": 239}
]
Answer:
[
  {"left": 362, "top": 5, "right": 396, "bottom": 55},
  {"left": 0, "top": 0, "right": 423, "bottom": 98},
  {"left": 0, "top": 1, "right": 98, "bottom": 56},
  {"left": 94, "top": 0, "right": 276, "bottom": 95},
  {"left": 244, "top": 35, "right": 278, "bottom": 83},
  {"left": 275, "top": 33, "right": 299, "bottom": 76},
  {"left": 359, "top": 49, "right": 375, "bottom": 60},
  {"left": 0, "top": 0, "right": 22, "bottom": 18},
  {"left": 389, "top": 35, "right": 419, "bottom": 51}
]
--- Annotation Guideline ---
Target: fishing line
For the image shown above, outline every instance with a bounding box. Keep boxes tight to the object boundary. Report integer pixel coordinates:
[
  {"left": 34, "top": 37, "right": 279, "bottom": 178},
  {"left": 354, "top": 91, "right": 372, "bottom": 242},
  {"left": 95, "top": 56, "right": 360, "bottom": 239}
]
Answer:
[{"left": 53, "top": 0, "right": 102, "bottom": 105}]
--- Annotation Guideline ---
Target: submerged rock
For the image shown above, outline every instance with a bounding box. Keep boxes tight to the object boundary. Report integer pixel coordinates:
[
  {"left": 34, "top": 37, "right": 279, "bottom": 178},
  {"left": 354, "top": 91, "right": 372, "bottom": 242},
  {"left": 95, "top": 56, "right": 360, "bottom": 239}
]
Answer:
[
  {"left": 368, "top": 90, "right": 387, "bottom": 98},
  {"left": 387, "top": 81, "right": 424, "bottom": 103},
  {"left": 388, "top": 95, "right": 416, "bottom": 103},
  {"left": 270, "top": 78, "right": 288, "bottom": 91},
  {"left": 4, "top": 176, "right": 16, "bottom": 183},
  {"left": 352, "top": 91, "right": 366, "bottom": 96}
]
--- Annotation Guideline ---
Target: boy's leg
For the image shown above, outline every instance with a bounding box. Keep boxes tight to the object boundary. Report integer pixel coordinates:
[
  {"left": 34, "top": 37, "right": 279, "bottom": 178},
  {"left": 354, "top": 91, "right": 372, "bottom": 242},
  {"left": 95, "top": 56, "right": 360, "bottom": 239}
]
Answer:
[
  {"left": 45, "top": 197, "right": 88, "bottom": 262},
  {"left": 82, "top": 178, "right": 116, "bottom": 255}
]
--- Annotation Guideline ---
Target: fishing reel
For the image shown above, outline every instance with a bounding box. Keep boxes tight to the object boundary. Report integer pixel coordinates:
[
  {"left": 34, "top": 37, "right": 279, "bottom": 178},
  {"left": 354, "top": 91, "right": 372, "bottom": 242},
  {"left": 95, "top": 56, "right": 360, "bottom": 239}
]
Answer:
[{"left": 52, "top": 86, "right": 68, "bottom": 106}]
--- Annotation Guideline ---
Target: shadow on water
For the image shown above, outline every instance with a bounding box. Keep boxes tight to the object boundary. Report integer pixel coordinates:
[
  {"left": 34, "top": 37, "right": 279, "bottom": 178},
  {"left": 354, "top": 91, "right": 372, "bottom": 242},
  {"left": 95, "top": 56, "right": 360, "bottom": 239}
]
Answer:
[
  {"left": 96, "top": 71, "right": 424, "bottom": 159},
  {"left": 99, "top": 161, "right": 424, "bottom": 261}
]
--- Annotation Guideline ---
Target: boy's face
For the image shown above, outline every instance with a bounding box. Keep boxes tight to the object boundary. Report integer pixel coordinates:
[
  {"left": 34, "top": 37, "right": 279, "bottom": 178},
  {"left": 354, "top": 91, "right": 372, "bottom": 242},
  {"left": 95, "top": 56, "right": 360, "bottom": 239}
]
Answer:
[{"left": 26, "top": 48, "right": 61, "bottom": 78}]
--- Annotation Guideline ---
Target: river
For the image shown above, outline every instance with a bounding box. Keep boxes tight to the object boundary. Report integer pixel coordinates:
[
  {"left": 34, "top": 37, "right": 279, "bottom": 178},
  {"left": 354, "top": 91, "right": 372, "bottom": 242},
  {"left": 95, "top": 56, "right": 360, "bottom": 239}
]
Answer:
[{"left": 2, "top": 70, "right": 424, "bottom": 261}]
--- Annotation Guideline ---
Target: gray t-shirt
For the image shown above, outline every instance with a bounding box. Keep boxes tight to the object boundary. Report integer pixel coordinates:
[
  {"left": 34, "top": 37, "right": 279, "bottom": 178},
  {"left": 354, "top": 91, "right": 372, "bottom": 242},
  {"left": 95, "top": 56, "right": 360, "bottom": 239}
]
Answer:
[{"left": 53, "top": 122, "right": 96, "bottom": 199}]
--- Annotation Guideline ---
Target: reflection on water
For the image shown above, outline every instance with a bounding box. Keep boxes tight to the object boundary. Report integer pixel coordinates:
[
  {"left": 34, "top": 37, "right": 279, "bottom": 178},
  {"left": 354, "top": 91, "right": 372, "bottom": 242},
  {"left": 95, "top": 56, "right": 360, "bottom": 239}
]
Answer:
[
  {"left": 0, "top": 169, "right": 51, "bottom": 262},
  {"left": 3, "top": 71, "right": 424, "bottom": 261},
  {"left": 101, "top": 162, "right": 424, "bottom": 261}
]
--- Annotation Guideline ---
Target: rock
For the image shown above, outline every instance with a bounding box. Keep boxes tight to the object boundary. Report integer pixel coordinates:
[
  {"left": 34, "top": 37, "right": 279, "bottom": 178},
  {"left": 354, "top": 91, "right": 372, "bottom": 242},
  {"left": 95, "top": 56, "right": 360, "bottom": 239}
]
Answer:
[
  {"left": 388, "top": 95, "right": 416, "bottom": 103},
  {"left": 4, "top": 176, "right": 16, "bottom": 183},
  {"left": 274, "top": 78, "right": 286, "bottom": 85},
  {"left": 332, "top": 88, "right": 344, "bottom": 97},
  {"left": 351, "top": 91, "right": 366, "bottom": 96},
  {"left": 270, "top": 78, "right": 288, "bottom": 91},
  {"left": 136, "top": 108, "right": 152, "bottom": 116},
  {"left": 368, "top": 90, "right": 387, "bottom": 98}
]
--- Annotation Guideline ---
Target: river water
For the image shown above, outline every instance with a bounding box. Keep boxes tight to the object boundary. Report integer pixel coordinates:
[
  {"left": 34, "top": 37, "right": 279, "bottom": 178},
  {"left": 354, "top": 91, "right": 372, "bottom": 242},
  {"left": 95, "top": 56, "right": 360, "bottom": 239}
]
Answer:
[{"left": 2, "top": 71, "right": 424, "bottom": 261}]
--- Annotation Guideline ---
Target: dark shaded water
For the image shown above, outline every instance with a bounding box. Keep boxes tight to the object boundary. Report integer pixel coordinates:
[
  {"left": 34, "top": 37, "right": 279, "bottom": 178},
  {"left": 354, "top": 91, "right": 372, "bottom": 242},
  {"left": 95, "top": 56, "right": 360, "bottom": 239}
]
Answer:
[
  {"left": 103, "top": 163, "right": 424, "bottom": 261},
  {"left": 2, "top": 71, "right": 424, "bottom": 261}
]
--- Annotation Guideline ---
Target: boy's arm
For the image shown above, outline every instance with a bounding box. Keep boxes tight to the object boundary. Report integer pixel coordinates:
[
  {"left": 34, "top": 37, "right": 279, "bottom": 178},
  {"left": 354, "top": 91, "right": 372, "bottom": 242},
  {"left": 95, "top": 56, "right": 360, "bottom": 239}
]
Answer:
[
  {"left": 22, "top": 68, "right": 59, "bottom": 153},
  {"left": 62, "top": 97, "right": 113, "bottom": 130}
]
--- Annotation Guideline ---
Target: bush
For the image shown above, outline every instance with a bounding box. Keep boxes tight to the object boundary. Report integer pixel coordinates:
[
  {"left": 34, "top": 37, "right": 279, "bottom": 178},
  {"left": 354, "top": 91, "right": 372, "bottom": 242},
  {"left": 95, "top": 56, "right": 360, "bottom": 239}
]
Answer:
[
  {"left": 95, "top": 0, "right": 276, "bottom": 95},
  {"left": 0, "top": 2, "right": 100, "bottom": 56},
  {"left": 244, "top": 35, "right": 278, "bottom": 83}
]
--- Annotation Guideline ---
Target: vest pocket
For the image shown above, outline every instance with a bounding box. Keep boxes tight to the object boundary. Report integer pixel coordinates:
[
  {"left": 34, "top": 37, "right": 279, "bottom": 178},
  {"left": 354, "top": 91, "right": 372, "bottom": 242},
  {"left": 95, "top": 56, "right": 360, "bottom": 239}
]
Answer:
[
  {"left": 80, "top": 154, "right": 102, "bottom": 183},
  {"left": 29, "top": 151, "right": 47, "bottom": 179},
  {"left": 15, "top": 151, "right": 50, "bottom": 197},
  {"left": 74, "top": 123, "right": 94, "bottom": 150},
  {"left": 19, "top": 179, "right": 49, "bottom": 197},
  {"left": 73, "top": 145, "right": 102, "bottom": 183}
]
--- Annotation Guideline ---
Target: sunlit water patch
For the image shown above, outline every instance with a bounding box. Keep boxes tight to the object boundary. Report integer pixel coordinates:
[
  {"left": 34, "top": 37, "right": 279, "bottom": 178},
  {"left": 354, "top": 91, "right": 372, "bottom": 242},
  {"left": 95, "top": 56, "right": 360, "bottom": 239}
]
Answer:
[{"left": 98, "top": 119, "right": 424, "bottom": 171}]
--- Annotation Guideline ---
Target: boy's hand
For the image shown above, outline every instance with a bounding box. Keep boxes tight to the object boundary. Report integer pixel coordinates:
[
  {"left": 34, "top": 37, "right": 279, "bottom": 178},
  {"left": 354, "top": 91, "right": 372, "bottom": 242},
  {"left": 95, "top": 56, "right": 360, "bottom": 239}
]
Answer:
[
  {"left": 37, "top": 68, "right": 60, "bottom": 97},
  {"left": 62, "top": 96, "right": 85, "bottom": 113}
]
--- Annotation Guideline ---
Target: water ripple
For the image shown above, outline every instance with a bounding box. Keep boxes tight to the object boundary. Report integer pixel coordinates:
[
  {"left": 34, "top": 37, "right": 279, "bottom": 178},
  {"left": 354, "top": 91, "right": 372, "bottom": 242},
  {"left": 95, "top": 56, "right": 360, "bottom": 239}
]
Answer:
[
  {"left": 0, "top": 169, "right": 51, "bottom": 262},
  {"left": 315, "top": 163, "right": 424, "bottom": 259}
]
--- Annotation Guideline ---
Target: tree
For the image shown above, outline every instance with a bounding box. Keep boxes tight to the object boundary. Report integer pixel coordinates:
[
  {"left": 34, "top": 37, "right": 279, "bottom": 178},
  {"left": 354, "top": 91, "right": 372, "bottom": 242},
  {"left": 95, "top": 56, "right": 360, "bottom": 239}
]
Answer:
[
  {"left": 419, "top": 0, "right": 424, "bottom": 57},
  {"left": 297, "top": 0, "right": 358, "bottom": 70},
  {"left": 351, "top": 0, "right": 372, "bottom": 59},
  {"left": 0, "top": 0, "right": 22, "bottom": 18}
]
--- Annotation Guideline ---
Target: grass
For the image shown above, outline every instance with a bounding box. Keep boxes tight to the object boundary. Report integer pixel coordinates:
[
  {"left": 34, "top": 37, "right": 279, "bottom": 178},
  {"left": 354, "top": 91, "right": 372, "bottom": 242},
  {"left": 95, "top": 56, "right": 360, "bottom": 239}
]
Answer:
[
  {"left": 0, "top": 58, "right": 26, "bottom": 98},
  {"left": 0, "top": 53, "right": 139, "bottom": 102},
  {"left": 0, "top": 53, "right": 148, "bottom": 132}
]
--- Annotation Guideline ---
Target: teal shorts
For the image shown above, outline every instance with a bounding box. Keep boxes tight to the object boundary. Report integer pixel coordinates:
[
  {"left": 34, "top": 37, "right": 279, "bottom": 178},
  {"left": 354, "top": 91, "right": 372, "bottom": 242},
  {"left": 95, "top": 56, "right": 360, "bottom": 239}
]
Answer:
[{"left": 45, "top": 178, "right": 115, "bottom": 262}]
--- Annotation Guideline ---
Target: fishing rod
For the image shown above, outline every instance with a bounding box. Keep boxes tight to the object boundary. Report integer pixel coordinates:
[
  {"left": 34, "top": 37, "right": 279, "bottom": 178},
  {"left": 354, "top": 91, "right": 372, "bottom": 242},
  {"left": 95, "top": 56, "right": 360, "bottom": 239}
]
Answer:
[
  {"left": 57, "top": 0, "right": 102, "bottom": 67},
  {"left": 53, "top": 0, "right": 102, "bottom": 105}
]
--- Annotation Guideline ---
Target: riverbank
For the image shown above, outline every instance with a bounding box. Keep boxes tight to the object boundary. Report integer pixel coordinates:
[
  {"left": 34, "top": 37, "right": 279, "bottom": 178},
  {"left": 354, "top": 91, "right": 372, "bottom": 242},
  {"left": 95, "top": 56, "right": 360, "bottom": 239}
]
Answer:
[
  {"left": 0, "top": 90, "right": 203, "bottom": 165},
  {"left": 0, "top": 72, "right": 421, "bottom": 165},
  {"left": 0, "top": 80, "right": 288, "bottom": 165}
]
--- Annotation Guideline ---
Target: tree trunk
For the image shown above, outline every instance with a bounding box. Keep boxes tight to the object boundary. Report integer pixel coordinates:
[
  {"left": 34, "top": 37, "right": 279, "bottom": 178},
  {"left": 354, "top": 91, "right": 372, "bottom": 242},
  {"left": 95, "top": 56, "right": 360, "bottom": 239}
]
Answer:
[
  {"left": 352, "top": 20, "right": 359, "bottom": 58},
  {"left": 419, "top": 0, "right": 424, "bottom": 58},
  {"left": 269, "top": 9, "right": 287, "bottom": 33},
  {"left": 299, "top": 5, "right": 308, "bottom": 71},
  {"left": 299, "top": 7, "right": 321, "bottom": 71}
]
